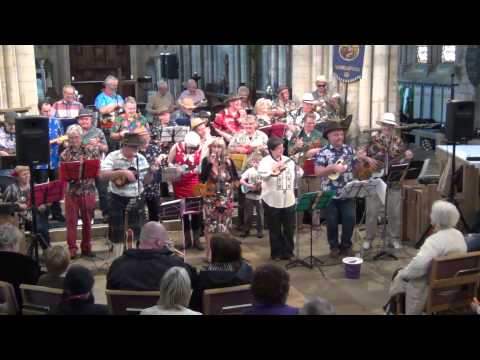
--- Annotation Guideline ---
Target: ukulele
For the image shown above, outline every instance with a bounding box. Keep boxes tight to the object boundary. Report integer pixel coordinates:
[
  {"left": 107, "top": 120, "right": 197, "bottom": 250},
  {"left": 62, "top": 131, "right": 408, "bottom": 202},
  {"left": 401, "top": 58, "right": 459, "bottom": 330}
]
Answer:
[
  {"left": 113, "top": 167, "right": 138, "bottom": 188},
  {"left": 271, "top": 157, "right": 294, "bottom": 176},
  {"left": 328, "top": 159, "right": 346, "bottom": 181}
]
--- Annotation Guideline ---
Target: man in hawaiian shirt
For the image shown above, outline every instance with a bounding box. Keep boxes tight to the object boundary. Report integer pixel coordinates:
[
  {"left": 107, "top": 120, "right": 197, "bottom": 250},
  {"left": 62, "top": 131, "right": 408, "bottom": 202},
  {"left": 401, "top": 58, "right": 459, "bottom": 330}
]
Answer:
[
  {"left": 356, "top": 112, "right": 413, "bottom": 251},
  {"left": 314, "top": 121, "right": 357, "bottom": 258},
  {"left": 110, "top": 97, "right": 149, "bottom": 142}
]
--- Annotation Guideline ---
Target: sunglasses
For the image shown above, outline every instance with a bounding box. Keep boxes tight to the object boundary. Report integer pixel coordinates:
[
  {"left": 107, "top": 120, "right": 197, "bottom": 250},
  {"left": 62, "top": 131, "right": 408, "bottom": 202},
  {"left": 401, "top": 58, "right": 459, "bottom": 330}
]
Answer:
[{"left": 317, "top": 84, "right": 327, "bottom": 88}]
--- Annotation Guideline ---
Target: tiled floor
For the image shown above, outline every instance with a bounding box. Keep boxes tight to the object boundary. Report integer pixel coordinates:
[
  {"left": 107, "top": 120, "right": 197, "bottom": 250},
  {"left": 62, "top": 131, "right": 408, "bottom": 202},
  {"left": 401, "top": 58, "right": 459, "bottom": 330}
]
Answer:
[{"left": 58, "top": 223, "right": 417, "bottom": 315}]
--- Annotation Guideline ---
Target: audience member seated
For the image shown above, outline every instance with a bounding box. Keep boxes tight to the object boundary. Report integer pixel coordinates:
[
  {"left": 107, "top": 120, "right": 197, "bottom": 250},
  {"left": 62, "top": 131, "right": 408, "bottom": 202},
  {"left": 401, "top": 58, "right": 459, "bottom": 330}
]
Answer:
[
  {"left": 243, "top": 263, "right": 299, "bottom": 315},
  {"left": 190, "top": 233, "right": 253, "bottom": 312},
  {"left": 299, "top": 297, "right": 336, "bottom": 315},
  {"left": 50, "top": 265, "right": 109, "bottom": 315},
  {"left": 465, "top": 233, "right": 480, "bottom": 252},
  {"left": 140, "top": 266, "right": 202, "bottom": 315},
  {"left": 0, "top": 223, "right": 40, "bottom": 306},
  {"left": 389, "top": 200, "right": 467, "bottom": 315},
  {"left": 37, "top": 246, "right": 70, "bottom": 289},
  {"left": 106, "top": 222, "right": 197, "bottom": 291}
]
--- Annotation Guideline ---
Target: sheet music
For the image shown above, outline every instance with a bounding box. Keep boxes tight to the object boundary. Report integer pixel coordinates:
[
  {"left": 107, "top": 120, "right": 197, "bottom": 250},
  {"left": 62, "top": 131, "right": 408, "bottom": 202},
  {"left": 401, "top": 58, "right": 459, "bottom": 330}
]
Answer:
[{"left": 339, "top": 179, "right": 385, "bottom": 204}]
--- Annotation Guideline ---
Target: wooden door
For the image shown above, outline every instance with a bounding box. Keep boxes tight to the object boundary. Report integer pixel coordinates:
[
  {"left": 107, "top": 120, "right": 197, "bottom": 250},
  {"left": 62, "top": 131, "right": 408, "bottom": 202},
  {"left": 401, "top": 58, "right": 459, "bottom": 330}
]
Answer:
[{"left": 69, "top": 45, "right": 135, "bottom": 106}]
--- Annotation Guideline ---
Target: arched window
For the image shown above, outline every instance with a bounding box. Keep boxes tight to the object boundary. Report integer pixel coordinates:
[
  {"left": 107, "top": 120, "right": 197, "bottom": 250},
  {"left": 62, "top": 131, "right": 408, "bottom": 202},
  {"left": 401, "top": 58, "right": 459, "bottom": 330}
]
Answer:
[
  {"left": 416, "top": 45, "right": 429, "bottom": 64},
  {"left": 441, "top": 45, "right": 456, "bottom": 63}
]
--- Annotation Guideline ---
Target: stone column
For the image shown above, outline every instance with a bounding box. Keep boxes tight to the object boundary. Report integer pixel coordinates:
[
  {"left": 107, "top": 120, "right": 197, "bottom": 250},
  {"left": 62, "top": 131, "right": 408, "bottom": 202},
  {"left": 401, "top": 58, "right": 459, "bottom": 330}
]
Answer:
[
  {"left": 15, "top": 45, "right": 38, "bottom": 113},
  {"left": 278, "top": 45, "right": 287, "bottom": 87},
  {"left": 269, "top": 45, "right": 277, "bottom": 89},
  {"left": 240, "top": 45, "right": 248, "bottom": 85},
  {"left": 358, "top": 45, "right": 374, "bottom": 130},
  {"left": 3, "top": 45, "right": 21, "bottom": 108},
  {"left": 387, "top": 45, "right": 399, "bottom": 114},
  {"left": 371, "top": 45, "right": 389, "bottom": 126},
  {"left": 291, "top": 45, "right": 312, "bottom": 100}
]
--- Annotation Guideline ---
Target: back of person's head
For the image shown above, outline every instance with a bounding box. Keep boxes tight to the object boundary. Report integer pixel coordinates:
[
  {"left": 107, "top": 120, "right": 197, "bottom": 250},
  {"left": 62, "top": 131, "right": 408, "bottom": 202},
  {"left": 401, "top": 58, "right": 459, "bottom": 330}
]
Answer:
[
  {"left": 139, "top": 222, "right": 169, "bottom": 250},
  {"left": 267, "top": 136, "right": 283, "bottom": 151},
  {"left": 251, "top": 264, "right": 290, "bottom": 306},
  {"left": 44, "top": 246, "right": 70, "bottom": 276},
  {"left": 158, "top": 267, "right": 192, "bottom": 310},
  {"left": 430, "top": 200, "right": 460, "bottom": 230},
  {"left": 63, "top": 265, "right": 94, "bottom": 299},
  {"left": 211, "top": 233, "right": 242, "bottom": 266},
  {"left": 299, "top": 297, "right": 336, "bottom": 315},
  {"left": 0, "top": 223, "right": 23, "bottom": 253}
]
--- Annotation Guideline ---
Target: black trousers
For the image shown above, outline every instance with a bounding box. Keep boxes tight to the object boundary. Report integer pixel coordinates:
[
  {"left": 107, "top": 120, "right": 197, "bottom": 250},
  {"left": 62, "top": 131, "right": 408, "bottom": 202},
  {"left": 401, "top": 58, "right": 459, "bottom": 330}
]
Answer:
[
  {"left": 237, "top": 189, "right": 246, "bottom": 228},
  {"left": 108, "top": 192, "right": 146, "bottom": 244},
  {"left": 33, "top": 168, "right": 62, "bottom": 218},
  {"left": 263, "top": 202, "right": 295, "bottom": 259},
  {"left": 146, "top": 197, "right": 160, "bottom": 222}
]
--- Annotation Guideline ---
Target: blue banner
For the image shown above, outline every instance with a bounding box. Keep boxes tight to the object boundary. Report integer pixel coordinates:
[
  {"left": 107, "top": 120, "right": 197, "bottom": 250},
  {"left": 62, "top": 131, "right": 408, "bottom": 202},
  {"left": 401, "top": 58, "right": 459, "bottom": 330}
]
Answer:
[{"left": 332, "top": 45, "right": 365, "bottom": 83}]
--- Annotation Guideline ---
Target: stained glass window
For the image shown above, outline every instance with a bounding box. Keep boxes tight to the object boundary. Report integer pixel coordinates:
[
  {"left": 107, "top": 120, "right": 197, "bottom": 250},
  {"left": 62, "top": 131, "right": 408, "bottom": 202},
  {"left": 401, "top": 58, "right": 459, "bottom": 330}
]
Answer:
[
  {"left": 416, "top": 45, "right": 429, "bottom": 63},
  {"left": 441, "top": 45, "right": 456, "bottom": 63}
]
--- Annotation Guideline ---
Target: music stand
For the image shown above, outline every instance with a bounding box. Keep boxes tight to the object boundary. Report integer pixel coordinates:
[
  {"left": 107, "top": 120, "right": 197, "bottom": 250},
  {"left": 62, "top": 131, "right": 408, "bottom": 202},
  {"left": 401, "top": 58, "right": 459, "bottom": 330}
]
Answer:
[
  {"left": 372, "top": 162, "right": 410, "bottom": 261},
  {"left": 0, "top": 155, "right": 16, "bottom": 170},
  {"left": 58, "top": 117, "right": 78, "bottom": 133},
  {"left": 158, "top": 199, "right": 185, "bottom": 254},
  {"left": 173, "top": 126, "right": 189, "bottom": 143},
  {"left": 286, "top": 190, "right": 335, "bottom": 277}
]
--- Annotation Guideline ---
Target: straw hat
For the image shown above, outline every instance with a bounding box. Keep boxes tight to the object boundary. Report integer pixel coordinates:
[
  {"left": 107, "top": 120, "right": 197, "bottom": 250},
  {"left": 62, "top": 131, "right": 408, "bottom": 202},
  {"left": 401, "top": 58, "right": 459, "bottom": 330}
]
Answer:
[
  {"left": 191, "top": 117, "right": 206, "bottom": 130},
  {"left": 179, "top": 97, "right": 197, "bottom": 110},
  {"left": 3, "top": 112, "right": 17, "bottom": 126},
  {"left": 315, "top": 75, "right": 328, "bottom": 84},
  {"left": 377, "top": 112, "right": 398, "bottom": 127},
  {"left": 223, "top": 93, "right": 243, "bottom": 105},
  {"left": 76, "top": 108, "right": 93, "bottom": 119},
  {"left": 302, "top": 93, "right": 316, "bottom": 104}
]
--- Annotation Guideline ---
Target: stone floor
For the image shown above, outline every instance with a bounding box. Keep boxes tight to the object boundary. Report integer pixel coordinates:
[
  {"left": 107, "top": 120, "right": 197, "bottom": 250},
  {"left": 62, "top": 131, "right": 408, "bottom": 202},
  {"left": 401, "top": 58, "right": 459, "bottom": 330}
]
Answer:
[{"left": 49, "top": 223, "right": 418, "bottom": 315}]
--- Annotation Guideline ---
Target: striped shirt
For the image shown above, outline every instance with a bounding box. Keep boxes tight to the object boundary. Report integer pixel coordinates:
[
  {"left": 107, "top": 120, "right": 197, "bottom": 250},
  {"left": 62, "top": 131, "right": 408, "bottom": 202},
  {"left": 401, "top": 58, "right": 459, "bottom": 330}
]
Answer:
[{"left": 52, "top": 100, "right": 84, "bottom": 118}]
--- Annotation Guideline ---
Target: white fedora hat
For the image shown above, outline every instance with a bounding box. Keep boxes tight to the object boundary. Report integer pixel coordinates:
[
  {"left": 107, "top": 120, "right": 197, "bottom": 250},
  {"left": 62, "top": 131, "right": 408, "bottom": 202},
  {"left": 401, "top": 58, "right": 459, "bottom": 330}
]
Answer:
[
  {"left": 377, "top": 112, "right": 398, "bottom": 127},
  {"left": 315, "top": 75, "right": 328, "bottom": 84},
  {"left": 302, "top": 93, "right": 316, "bottom": 104}
]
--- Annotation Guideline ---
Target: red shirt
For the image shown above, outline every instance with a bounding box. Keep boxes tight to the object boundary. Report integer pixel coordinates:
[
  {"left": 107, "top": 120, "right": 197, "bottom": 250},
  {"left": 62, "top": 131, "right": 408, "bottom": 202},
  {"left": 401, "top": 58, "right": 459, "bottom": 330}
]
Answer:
[
  {"left": 213, "top": 108, "right": 242, "bottom": 134},
  {"left": 173, "top": 142, "right": 201, "bottom": 199}
]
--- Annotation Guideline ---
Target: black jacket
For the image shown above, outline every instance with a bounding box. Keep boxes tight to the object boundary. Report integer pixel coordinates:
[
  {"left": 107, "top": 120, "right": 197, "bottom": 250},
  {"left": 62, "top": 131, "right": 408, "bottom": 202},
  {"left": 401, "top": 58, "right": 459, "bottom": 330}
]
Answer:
[
  {"left": 106, "top": 248, "right": 198, "bottom": 291},
  {"left": 50, "top": 295, "right": 110, "bottom": 315},
  {"left": 189, "top": 261, "right": 253, "bottom": 312},
  {"left": 0, "top": 251, "right": 41, "bottom": 308}
]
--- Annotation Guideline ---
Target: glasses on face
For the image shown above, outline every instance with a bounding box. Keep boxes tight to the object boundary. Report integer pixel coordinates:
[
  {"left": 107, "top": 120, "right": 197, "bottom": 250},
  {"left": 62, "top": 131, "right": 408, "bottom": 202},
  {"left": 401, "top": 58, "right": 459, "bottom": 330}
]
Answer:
[{"left": 317, "top": 84, "right": 326, "bottom": 88}]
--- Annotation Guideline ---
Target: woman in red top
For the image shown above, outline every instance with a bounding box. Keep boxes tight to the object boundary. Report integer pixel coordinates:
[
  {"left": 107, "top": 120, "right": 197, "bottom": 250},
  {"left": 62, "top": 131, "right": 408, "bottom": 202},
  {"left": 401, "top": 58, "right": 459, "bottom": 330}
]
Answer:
[{"left": 167, "top": 131, "right": 204, "bottom": 251}]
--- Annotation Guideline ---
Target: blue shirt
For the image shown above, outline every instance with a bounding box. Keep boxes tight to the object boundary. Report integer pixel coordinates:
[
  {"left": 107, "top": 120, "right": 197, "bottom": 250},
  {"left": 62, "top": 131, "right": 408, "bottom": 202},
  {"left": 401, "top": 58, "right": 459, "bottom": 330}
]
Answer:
[
  {"left": 94, "top": 91, "right": 124, "bottom": 111},
  {"left": 36, "top": 117, "right": 64, "bottom": 170},
  {"left": 315, "top": 143, "right": 357, "bottom": 198}
]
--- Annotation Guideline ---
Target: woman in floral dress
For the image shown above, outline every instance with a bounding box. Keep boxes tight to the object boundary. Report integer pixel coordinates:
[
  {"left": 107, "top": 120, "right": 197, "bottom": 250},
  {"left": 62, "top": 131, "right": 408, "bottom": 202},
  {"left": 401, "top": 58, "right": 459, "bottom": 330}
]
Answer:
[{"left": 199, "top": 137, "right": 239, "bottom": 262}]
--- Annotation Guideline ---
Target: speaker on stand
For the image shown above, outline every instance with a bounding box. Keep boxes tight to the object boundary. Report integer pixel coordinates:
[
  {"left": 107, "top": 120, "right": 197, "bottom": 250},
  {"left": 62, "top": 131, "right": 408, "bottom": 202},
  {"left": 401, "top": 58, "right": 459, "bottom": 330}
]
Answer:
[{"left": 15, "top": 116, "right": 51, "bottom": 263}]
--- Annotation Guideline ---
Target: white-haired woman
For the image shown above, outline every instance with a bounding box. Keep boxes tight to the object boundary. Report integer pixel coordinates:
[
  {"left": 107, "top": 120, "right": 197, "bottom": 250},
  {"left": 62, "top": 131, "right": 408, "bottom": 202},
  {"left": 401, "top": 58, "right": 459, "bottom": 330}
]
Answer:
[
  {"left": 140, "top": 266, "right": 202, "bottom": 315},
  {"left": 388, "top": 200, "right": 467, "bottom": 314},
  {"left": 60, "top": 124, "right": 102, "bottom": 259}
]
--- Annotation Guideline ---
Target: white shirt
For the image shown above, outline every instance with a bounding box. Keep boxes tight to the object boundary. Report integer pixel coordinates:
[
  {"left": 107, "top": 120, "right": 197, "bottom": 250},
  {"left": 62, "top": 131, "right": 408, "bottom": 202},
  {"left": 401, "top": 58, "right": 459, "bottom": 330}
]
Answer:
[
  {"left": 140, "top": 305, "right": 202, "bottom": 315},
  {"left": 258, "top": 155, "right": 303, "bottom": 208},
  {"left": 241, "top": 167, "right": 262, "bottom": 201},
  {"left": 101, "top": 150, "right": 150, "bottom": 197}
]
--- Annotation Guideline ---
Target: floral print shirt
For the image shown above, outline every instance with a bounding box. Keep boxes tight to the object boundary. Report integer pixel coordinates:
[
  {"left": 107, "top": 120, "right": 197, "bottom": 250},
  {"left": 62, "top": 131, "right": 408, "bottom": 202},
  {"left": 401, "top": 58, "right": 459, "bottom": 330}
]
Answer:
[
  {"left": 315, "top": 143, "right": 357, "bottom": 198},
  {"left": 111, "top": 113, "right": 149, "bottom": 134}
]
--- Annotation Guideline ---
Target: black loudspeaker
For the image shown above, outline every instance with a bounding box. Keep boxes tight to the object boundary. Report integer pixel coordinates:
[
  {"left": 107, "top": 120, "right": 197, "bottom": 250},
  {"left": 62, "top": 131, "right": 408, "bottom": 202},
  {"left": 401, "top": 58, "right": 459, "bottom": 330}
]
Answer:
[
  {"left": 165, "top": 54, "right": 179, "bottom": 79},
  {"left": 15, "top": 116, "right": 50, "bottom": 165},
  {"left": 159, "top": 54, "right": 168, "bottom": 79},
  {"left": 445, "top": 100, "right": 475, "bottom": 143}
]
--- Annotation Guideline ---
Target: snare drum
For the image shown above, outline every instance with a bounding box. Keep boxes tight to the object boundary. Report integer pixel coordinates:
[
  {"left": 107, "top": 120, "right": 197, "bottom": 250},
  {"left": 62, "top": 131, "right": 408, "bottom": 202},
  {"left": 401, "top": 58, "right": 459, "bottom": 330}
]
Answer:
[{"left": 161, "top": 166, "right": 183, "bottom": 183}]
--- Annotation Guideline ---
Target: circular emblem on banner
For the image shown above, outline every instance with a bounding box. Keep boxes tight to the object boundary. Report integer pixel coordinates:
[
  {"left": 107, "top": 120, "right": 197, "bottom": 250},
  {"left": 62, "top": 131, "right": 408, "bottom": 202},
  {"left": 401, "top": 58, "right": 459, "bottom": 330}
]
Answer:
[
  {"left": 339, "top": 45, "right": 360, "bottom": 61},
  {"left": 344, "top": 71, "right": 350, "bottom": 78}
]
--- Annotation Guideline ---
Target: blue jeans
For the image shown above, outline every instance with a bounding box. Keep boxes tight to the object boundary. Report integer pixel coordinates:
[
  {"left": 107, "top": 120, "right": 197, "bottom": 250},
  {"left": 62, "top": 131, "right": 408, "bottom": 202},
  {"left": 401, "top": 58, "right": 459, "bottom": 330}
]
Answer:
[{"left": 325, "top": 198, "right": 355, "bottom": 251}]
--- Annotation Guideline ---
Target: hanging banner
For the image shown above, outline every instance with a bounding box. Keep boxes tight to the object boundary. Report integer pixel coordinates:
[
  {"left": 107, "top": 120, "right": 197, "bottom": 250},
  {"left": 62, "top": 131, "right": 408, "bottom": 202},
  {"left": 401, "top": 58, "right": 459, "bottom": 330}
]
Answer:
[{"left": 332, "top": 45, "right": 365, "bottom": 83}]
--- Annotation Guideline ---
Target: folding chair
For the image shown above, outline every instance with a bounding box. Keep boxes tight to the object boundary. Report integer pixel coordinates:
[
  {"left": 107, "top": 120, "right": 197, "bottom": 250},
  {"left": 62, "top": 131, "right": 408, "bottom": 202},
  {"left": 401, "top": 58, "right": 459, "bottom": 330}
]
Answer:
[
  {"left": 0, "top": 281, "right": 19, "bottom": 315},
  {"left": 19, "top": 284, "right": 63, "bottom": 315},
  {"left": 203, "top": 284, "right": 254, "bottom": 315},
  {"left": 105, "top": 289, "right": 160, "bottom": 315}
]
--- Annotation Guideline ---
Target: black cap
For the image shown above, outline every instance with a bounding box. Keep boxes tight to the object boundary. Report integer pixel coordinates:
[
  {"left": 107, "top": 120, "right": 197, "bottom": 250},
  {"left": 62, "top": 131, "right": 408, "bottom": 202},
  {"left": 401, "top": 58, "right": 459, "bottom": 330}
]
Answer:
[{"left": 64, "top": 265, "right": 94, "bottom": 295}]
